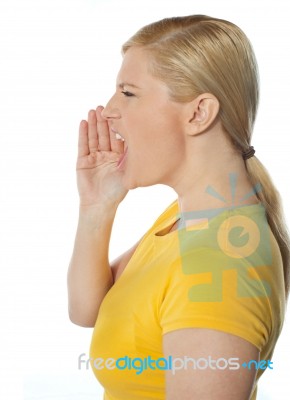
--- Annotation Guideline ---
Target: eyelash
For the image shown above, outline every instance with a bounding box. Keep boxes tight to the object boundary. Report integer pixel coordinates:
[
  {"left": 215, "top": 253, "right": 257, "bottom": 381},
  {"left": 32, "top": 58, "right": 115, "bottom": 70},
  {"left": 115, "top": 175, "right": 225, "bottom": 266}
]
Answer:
[{"left": 121, "top": 90, "right": 135, "bottom": 97}]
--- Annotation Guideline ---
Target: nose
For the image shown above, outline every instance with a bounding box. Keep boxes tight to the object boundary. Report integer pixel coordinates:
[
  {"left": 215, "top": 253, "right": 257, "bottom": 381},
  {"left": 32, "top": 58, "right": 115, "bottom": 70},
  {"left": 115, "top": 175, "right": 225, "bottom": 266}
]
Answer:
[{"left": 101, "top": 95, "right": 121, "bottom": 120}]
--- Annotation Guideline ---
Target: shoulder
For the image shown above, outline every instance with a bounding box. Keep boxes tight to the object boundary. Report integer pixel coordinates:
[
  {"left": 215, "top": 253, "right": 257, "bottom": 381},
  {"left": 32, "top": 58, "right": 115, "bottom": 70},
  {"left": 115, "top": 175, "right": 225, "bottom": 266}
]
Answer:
[{"left": 159, "top": 203, "right": 284, "bottom": 350}]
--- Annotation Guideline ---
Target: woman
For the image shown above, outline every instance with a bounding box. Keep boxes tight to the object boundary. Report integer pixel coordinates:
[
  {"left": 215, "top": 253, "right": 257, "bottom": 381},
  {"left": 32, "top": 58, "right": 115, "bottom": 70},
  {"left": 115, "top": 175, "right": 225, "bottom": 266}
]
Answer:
[{"left": 67, "top": 15, "right": 289, "bottom": 399}]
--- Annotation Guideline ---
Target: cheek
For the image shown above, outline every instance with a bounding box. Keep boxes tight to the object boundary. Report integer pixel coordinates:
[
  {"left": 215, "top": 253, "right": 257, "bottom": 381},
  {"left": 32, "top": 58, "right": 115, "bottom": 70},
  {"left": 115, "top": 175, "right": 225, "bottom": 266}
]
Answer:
[
  {"left": 155, "top": 117, "right": 185, "bottom": 153},
  {"left": 126, "top": 109, "right": 184, "bottom": 161},
  {"left": 139, "top": 130, "right": 184, "bottom": 171}
]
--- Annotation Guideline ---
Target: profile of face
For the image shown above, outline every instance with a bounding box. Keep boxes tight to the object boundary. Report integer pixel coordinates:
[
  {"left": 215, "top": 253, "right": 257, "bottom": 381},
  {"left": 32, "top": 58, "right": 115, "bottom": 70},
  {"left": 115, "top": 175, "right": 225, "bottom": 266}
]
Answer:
[{"left": 102, "top": 47, "right": 189, "bottom": 190}]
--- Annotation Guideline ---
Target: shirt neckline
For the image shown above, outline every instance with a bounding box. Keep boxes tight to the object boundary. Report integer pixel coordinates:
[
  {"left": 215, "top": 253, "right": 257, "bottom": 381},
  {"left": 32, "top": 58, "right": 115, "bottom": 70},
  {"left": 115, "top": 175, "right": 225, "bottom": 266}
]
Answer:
[{"left": 153, "top": 202, "right": 264, "bottom": 240}]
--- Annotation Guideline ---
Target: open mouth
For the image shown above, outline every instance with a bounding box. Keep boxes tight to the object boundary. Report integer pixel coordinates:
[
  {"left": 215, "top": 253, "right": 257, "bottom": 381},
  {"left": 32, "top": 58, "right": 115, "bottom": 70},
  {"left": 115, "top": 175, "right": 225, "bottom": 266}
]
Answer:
[
  {"left": 115, "top": 133, "right": 124, "bottom": 141},
  {"left": 113, "top": 129, "right": 128, "bottom": 169}
]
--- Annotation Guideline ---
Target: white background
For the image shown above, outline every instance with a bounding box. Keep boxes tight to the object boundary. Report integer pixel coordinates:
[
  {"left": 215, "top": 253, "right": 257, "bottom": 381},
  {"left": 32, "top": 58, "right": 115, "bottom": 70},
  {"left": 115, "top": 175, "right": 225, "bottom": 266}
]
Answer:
[{"left": 0, "top": 0, "right": 289, "bottom": 399}]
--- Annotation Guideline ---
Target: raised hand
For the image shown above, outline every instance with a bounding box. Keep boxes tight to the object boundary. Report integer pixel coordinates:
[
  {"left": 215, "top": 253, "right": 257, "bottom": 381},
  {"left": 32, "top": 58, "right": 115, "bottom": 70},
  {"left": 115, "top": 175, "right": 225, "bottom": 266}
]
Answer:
[{"left": 76, "top": 106, "right": 129, "bottom": 208}]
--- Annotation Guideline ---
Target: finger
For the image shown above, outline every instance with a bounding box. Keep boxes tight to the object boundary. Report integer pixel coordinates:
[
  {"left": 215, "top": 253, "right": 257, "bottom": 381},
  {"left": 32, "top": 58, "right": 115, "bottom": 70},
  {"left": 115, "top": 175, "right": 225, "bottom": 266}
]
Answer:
[
  {"left": 96, "top": 106, "right": 111, "bottom": 151},
  {"left": 78, "top": 120, "right": 89, "bottom": 158},
  {"left": 88, "top": 109, "right": 99, "bottom": 153},
  {"left": 110, "top": 125, "right": 124, "bottom": 155}
]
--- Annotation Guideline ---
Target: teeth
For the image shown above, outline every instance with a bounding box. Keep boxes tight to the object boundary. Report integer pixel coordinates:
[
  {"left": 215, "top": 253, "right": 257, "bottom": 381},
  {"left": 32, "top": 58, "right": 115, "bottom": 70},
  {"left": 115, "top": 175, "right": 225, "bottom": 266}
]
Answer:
[{"left": 115, "top": 133, "right": 125, "bottom": 141}]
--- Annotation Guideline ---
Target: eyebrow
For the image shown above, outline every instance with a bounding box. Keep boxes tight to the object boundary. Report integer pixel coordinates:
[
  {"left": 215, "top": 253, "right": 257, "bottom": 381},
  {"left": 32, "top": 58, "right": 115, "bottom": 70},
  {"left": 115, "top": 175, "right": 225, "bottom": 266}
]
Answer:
[{"left": 118, "top": 82, "right": 141, "bottom": 89}]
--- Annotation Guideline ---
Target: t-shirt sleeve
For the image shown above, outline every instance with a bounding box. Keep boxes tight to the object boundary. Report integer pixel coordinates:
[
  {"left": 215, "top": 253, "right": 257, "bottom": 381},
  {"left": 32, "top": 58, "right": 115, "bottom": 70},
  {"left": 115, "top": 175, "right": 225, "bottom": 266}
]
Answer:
[{"left": 159, "top": 230, "right": 274, "bottom": 352}]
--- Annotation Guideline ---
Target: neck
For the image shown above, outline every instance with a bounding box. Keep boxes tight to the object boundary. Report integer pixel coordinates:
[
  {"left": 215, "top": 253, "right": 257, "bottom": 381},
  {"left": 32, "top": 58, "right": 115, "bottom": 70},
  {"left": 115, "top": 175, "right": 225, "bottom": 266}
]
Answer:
[{"left": 168, "top": 130, "right": 258, "bottom": 215}]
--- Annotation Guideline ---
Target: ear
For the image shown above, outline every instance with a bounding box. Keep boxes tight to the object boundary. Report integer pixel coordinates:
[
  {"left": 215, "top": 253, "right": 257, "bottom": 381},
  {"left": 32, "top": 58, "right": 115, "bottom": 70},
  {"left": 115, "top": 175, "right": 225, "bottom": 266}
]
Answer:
[{"left": 185, "top": 93, "right": 220, "bottom": 136}]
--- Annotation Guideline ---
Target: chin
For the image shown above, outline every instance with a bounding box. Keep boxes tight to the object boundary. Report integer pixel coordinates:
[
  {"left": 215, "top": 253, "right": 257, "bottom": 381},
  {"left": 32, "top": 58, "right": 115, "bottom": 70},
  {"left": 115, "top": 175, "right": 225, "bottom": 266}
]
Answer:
[
  {"left": 122, "top": 174, "right": 139, "bottom": 190},
  {"left": 123, "top": 173, "right": 157, "bottom": 191}
]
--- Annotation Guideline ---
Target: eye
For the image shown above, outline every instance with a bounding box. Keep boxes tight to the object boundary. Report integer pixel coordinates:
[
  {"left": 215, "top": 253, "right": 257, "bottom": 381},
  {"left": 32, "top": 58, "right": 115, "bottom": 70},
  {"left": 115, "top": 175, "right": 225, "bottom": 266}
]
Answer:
[{"left": 121, "top": 90, "right": 135, "bottom": 97}]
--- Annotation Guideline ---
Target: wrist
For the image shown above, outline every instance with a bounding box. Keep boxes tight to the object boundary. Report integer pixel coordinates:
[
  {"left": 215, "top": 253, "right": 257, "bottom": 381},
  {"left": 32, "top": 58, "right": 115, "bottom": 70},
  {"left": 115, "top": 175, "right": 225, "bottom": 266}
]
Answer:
[
  {"left": 79, "top": 201, "right": 119, "bottom": 214},
  {"left": 78, "top": 202, "right": 118, "bottom": 227}
]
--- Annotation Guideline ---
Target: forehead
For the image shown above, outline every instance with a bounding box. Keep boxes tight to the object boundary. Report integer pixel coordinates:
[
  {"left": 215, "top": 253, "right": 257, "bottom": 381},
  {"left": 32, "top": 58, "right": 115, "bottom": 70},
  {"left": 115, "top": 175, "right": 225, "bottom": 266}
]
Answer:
[
  {"left": 117, "top": 47, "right": 153, "bottom": 85},
  {"left": 116, "top": 47, "right": 172, "bottom": 99}
]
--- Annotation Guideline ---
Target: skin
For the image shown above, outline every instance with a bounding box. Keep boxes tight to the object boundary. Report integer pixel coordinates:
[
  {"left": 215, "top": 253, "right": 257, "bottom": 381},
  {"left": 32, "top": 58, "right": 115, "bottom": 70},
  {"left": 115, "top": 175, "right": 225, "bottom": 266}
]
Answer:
[{"left": 77, "top": 46, "right": 260, "bottom": 398}]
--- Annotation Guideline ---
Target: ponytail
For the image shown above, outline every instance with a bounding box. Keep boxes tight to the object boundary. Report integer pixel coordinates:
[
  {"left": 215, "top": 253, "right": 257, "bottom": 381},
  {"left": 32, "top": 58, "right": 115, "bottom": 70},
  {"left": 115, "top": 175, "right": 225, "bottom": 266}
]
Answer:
[{"left": 246, "top": 156, "right": 290, "bottom": 299}]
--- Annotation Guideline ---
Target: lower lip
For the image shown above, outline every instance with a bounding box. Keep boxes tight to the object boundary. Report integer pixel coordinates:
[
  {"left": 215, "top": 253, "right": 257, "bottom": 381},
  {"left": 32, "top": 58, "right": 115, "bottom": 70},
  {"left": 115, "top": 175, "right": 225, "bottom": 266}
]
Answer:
[{"left": 117, "top": 147, "right": 128, "bottom": 169}]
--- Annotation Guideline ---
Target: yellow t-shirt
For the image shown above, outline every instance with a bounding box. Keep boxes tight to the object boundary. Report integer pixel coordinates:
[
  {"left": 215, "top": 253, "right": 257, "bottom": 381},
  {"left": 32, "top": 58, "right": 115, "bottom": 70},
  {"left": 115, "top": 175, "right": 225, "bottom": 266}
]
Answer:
[{"left": 90, "top": 200, "right": 286, "bottom": 399}]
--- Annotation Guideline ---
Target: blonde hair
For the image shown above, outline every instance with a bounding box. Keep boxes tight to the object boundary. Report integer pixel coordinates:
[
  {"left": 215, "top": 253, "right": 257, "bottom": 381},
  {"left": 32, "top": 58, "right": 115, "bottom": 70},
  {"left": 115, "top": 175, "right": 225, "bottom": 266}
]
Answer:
[{"left": 122, "top": 15, "right": 290, "bottom": 299}]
